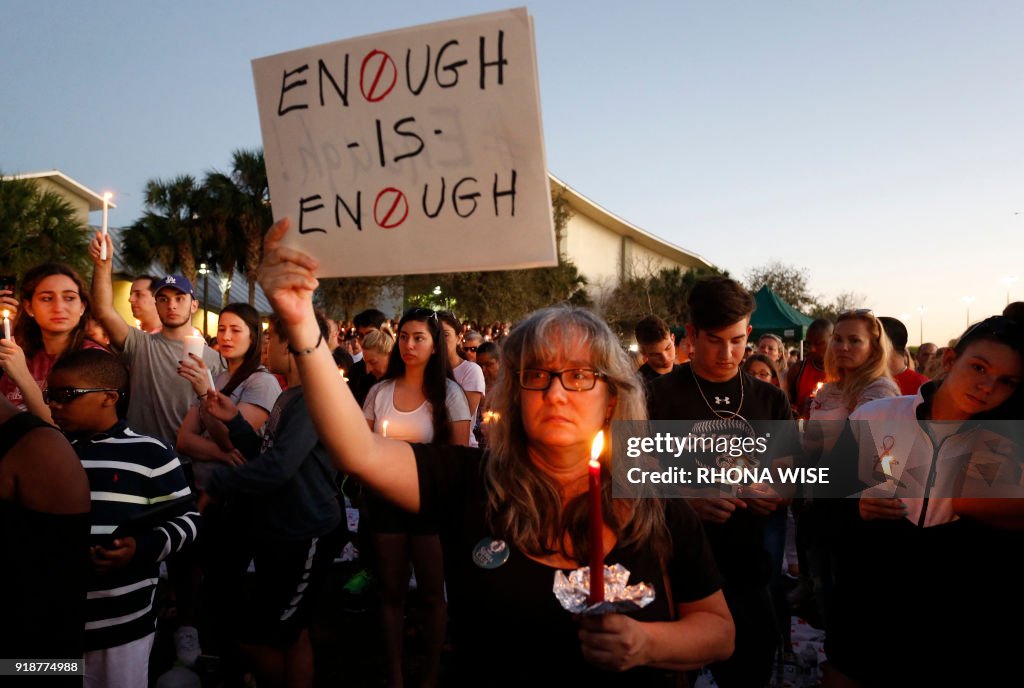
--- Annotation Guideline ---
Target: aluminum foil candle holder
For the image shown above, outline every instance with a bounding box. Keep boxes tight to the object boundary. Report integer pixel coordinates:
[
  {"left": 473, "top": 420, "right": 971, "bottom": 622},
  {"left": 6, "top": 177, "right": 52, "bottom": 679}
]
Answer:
[{"left": 553, "top": 563, "right": 655, "bottom": 615}]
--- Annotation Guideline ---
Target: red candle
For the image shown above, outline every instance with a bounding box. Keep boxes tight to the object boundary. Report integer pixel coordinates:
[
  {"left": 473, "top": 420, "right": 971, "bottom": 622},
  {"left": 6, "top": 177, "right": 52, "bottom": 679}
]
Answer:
[{"left": 588, "top": 431, "right": 605, "bottom": 604}]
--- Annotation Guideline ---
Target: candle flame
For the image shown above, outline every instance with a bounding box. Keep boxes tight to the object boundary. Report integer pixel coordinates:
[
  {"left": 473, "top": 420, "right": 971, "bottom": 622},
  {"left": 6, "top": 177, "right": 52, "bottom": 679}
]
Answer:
[
  {"left": 382, "top": 420, "right": 389, "bottom": 437},
  {"left": 339, "top": 368, "right": 349, "bottom": 382},
  {"left": 881, "top": 454, "right": 894, "bottom": 477},
  {"left": 2, "top": 310, "right": 8, "bottom": 319},
  {"left": 590, "top": 430, "right": 605, "bottom": 464},
  {"left": 482, "top": 410, "right": 500, "bottom": 424}
]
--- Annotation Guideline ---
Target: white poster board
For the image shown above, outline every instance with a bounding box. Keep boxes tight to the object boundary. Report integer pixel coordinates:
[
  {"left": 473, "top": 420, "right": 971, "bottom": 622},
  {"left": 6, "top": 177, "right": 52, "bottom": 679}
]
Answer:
[{"left": 252, "top": 7, "right": 556, "bottom": 278}]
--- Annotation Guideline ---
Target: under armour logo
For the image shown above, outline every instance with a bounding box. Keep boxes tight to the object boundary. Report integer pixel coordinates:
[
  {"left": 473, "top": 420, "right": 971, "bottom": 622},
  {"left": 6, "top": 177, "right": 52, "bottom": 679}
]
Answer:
[{"left": 714, "top": 396, "right": 730, "bottom": 405}]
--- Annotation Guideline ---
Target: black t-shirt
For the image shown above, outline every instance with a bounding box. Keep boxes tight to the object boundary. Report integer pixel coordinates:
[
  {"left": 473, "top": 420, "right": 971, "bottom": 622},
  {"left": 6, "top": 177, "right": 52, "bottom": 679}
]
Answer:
[
  {"left": 413, "top": 443, "right": 722, "bottom": 687},
  {"left": 646, "top": 364, "right": 794, "bottom": 583},
  {"left": 0, "top": 413, "right": 90, "bottom": 660},
  {"left": 637, "top": 362, "right": 677, "bottom": 385}
]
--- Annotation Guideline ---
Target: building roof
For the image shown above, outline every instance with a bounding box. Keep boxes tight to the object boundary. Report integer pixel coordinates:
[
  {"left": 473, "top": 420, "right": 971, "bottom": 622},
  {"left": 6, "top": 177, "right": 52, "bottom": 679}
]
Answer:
[
  {"left": 7, "top": 170, "right": 117, "bottom": 212},
  {"left": 548, "top": 173, "right": 714, "bottom": 270}
]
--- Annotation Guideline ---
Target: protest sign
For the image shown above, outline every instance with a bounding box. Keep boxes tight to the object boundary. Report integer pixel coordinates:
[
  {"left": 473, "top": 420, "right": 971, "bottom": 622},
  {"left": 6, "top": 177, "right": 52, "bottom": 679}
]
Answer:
[{"left": 252, "top": 7, "right": 556, "bottom": 277}]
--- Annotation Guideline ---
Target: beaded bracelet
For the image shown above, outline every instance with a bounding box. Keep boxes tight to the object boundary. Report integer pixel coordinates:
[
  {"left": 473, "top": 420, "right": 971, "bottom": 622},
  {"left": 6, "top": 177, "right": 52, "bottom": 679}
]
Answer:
[{"left": 287, "top": 332, "right": 324, "bottom": 357}]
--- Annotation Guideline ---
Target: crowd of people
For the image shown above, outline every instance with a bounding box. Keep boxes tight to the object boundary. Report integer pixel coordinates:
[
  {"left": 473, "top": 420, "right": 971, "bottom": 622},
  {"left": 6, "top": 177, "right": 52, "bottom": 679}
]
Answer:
[{"left": 1, "top": 220, "right": 1022, "bottom": 687}]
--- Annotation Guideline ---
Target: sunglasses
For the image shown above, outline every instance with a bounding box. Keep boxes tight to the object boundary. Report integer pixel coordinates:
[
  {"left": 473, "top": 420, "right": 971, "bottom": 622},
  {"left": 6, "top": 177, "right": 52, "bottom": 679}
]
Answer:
[
  {"left": 408, "top": 308, "right": 439, "bottom": 323},
  {"left": 837, "top": 308, "right": 874, "bottom": 318},
  {"left": 463, "top": 346, "right": 479, "bottom": 353},
  {"left": 960, "top": 316, "right": 1022, "bottom": 344},
  {"left": 44, "top": 387, "right": 122, "bottom": 404}
]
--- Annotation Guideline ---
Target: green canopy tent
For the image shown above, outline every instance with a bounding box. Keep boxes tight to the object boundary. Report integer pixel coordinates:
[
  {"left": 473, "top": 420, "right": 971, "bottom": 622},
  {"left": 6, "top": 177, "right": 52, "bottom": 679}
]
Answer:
[{"left": 749, "top": 285, "right": 814, "bottom": 343}]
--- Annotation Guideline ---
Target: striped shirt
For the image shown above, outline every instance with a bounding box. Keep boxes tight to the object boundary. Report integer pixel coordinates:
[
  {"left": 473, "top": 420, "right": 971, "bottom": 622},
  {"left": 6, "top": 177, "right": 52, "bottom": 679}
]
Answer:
[{"left": 72, "top": 420, "right": 201, "bottom": 651}]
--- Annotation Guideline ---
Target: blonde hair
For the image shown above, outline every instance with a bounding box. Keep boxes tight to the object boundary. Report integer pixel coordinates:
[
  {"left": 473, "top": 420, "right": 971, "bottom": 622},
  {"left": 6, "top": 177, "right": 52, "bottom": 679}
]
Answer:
[
  {"left": 361, "top": 327, "right": 395, "bottom": 355},
  {"left": 483, "top": 305, "right": 668, "bottom": 561},
  {"left": 825, "top": 312, "right": 893, "bottom": 409}
]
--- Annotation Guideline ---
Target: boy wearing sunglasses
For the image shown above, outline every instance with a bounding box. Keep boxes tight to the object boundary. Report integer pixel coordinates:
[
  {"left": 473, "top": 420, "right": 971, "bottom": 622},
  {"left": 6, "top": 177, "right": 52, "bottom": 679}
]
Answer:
[{"left": 46, "top": 348, "right": 200, "bottom": 688}]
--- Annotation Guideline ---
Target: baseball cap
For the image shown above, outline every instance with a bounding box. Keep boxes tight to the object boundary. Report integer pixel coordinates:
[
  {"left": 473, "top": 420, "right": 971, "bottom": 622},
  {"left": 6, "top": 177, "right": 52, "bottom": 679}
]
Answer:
[{"left": 153, "top": 275, "right": 195, "bottom": 297}]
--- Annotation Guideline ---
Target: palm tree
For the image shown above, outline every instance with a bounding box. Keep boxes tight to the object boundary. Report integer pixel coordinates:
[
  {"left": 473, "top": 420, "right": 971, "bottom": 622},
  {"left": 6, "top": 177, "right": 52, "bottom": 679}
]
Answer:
[
  {"left": 120, "top": 175, "right": 203, "bottom": 284},
  {"left": 203, "top": 149, "right": 271, "bottom": 305},
  {"left": 0, "top": 174, "right": 91, "bottom": 279}
]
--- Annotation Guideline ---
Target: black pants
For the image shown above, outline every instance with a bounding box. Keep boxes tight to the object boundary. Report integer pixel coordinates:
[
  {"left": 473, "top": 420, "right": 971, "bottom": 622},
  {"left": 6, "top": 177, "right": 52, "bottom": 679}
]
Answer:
[{"left": 708, "top": 580, "right": 777, "bottom": 688}]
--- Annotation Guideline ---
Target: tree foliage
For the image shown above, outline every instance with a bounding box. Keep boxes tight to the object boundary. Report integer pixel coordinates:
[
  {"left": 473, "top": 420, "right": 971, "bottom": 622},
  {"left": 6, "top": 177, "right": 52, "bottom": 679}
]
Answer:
[
  {"left": 124, "top": 149, "right": 271, "bottom": 307},
  {"left": 399, "top": 189, "right": 589, "bottom": 325},
  {"left": 202, "top": 150, "right": 271, "bottom": 305},
  {"left": 0, "top": 175, "right": 91, "bottom": 279},
  {"left": 120, "top": 175, "right": 204, "bottom": 285},
  {"left": 809, "top": 290, "right": 866, "bottom": 322},
  {"left": 599, "top": 264, "right": 726, "bottom": 339},
  {"left": 315, "top": 275, "right": 404, "bottom": 322},
  {"left": 744, "top": 261, "right": 816, "bottom": 312}
]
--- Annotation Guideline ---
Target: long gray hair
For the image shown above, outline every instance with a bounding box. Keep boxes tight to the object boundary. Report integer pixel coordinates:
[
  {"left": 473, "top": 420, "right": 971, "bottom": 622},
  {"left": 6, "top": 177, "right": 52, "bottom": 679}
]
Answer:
[{"left": 483, "top": 305, "right": 669, "bottom": 561}]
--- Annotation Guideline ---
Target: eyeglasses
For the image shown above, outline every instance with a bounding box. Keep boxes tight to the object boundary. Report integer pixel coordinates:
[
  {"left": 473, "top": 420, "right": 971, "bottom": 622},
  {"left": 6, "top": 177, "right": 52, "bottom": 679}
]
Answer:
[
  {"left": 463, "top": 346, "right": 479, "bottom": 353},
  {"left": 518, "top": 368, "right": 606, "bottom": 392},
  {"left": 44, "top": 387, "right": 122, "bottom": 404}
]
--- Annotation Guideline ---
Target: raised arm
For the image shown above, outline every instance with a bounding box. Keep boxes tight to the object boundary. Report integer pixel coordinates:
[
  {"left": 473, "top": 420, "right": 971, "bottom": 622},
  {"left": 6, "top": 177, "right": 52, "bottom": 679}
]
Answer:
[
  {"left": 257, "top": 219, "right": 421, "bottom": 512},
  {"left": 88, "top": 231, "right": 130, "bottom": 349}
]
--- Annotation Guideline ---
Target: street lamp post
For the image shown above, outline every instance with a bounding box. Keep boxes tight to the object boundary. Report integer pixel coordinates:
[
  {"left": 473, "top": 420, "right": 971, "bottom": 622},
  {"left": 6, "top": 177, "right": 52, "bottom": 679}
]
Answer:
[
  {"left": 1003, "top": 276, "right": 1019, "bottom": 306},
  {"left": 918, "top": 305, "right": 926, "bottom": 346},
  {"left": 962, "top": 296, "right": 975, "bottom": 328}
]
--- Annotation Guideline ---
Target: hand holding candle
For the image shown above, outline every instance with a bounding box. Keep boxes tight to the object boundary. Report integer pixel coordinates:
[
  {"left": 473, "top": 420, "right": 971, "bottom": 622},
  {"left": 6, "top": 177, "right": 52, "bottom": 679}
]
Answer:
[{"left": 588, "top": 430, "right": 605, "bottom": 605}]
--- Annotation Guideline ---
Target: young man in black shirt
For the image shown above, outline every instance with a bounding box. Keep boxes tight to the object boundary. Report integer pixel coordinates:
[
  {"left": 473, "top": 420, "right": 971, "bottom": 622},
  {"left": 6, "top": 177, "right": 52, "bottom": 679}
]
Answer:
[
  {"left": 634, "top": 314, "right": 678, "bottom": 383},
  {"left": 648, "top": 277, "right": 793, "bottom": 688}
]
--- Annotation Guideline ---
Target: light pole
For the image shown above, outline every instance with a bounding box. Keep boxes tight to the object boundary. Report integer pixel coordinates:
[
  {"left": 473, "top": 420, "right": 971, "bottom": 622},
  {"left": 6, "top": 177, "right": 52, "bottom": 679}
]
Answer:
[
  {"left": 1002, "top": 276, "right": 1019, "bottom": 306},
  {"left": 199, "top": 262, "right": 210, "bottom": 337},
  {"left": 917, "top": 305, "right": 926, "bottom": 346},
  {"left": 962, "top": 296, "right": 975, "bottom": 328}
]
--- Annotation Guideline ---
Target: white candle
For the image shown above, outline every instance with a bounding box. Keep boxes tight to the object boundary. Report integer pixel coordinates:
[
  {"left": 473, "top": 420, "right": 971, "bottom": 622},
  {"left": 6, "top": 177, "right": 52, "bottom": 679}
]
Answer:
[
  {"left": 382, "top": 420, "right": 389, "bottom": 438},
  {"left": 2, "top": 310, "right": 9, "bottom": 340},
  {"left": 205, "top": 368, "right": 217, "bottom": 394},
  {"left": 100, "top": 192, "right": 112, "bottom": 260},
  {"left": 182, "top": 335, "right": 205, "bottom": 361}
]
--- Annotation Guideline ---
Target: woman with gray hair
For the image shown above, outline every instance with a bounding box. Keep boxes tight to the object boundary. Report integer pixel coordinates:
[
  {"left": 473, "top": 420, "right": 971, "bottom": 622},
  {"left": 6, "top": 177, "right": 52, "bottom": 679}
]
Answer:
[{"left": 256, "top": 219, "right": 734, "bottom": 686}]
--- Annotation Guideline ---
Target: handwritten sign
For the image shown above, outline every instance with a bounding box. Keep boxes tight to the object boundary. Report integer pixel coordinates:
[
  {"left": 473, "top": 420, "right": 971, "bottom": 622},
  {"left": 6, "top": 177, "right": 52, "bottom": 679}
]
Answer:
[{"left": 252, "top": 7, "right": 556, "bottom": 277}]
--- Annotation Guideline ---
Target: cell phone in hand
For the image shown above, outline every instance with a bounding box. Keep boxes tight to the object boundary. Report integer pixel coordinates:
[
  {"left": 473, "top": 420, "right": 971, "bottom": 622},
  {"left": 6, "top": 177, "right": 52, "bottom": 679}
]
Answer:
[{"left": 0, "top": 275, "right": 15, "bottom": 294}]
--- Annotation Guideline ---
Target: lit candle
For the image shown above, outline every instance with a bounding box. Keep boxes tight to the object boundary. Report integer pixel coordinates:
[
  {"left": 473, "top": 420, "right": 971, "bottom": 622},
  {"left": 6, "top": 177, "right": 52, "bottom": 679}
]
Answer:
[
  {"left": 205, "top": 368, "right": 217, "bottom": 395},
  {"left": 100, "top": 191, "right": 112, "bottom": 260},
  {"left": 588, "top": 430, "right": 605, "bottom": 604},
  {"left": 382, "top": 420, "right": 389, "bottom": 438},
  {"left": 880, "top": 454, "right": 894, "bottom": 478},
  {"left": 339, "top": 368, "right": 349, "bottom": 382},
  {"left": 2, "top": 310, "right": 9, "bottom": 341},
  {"left": 134, "top": 319, "right": 141, "bottom": 329},
  {"left": 811, "top": 381, "right": 824, "bottom": 398}
]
